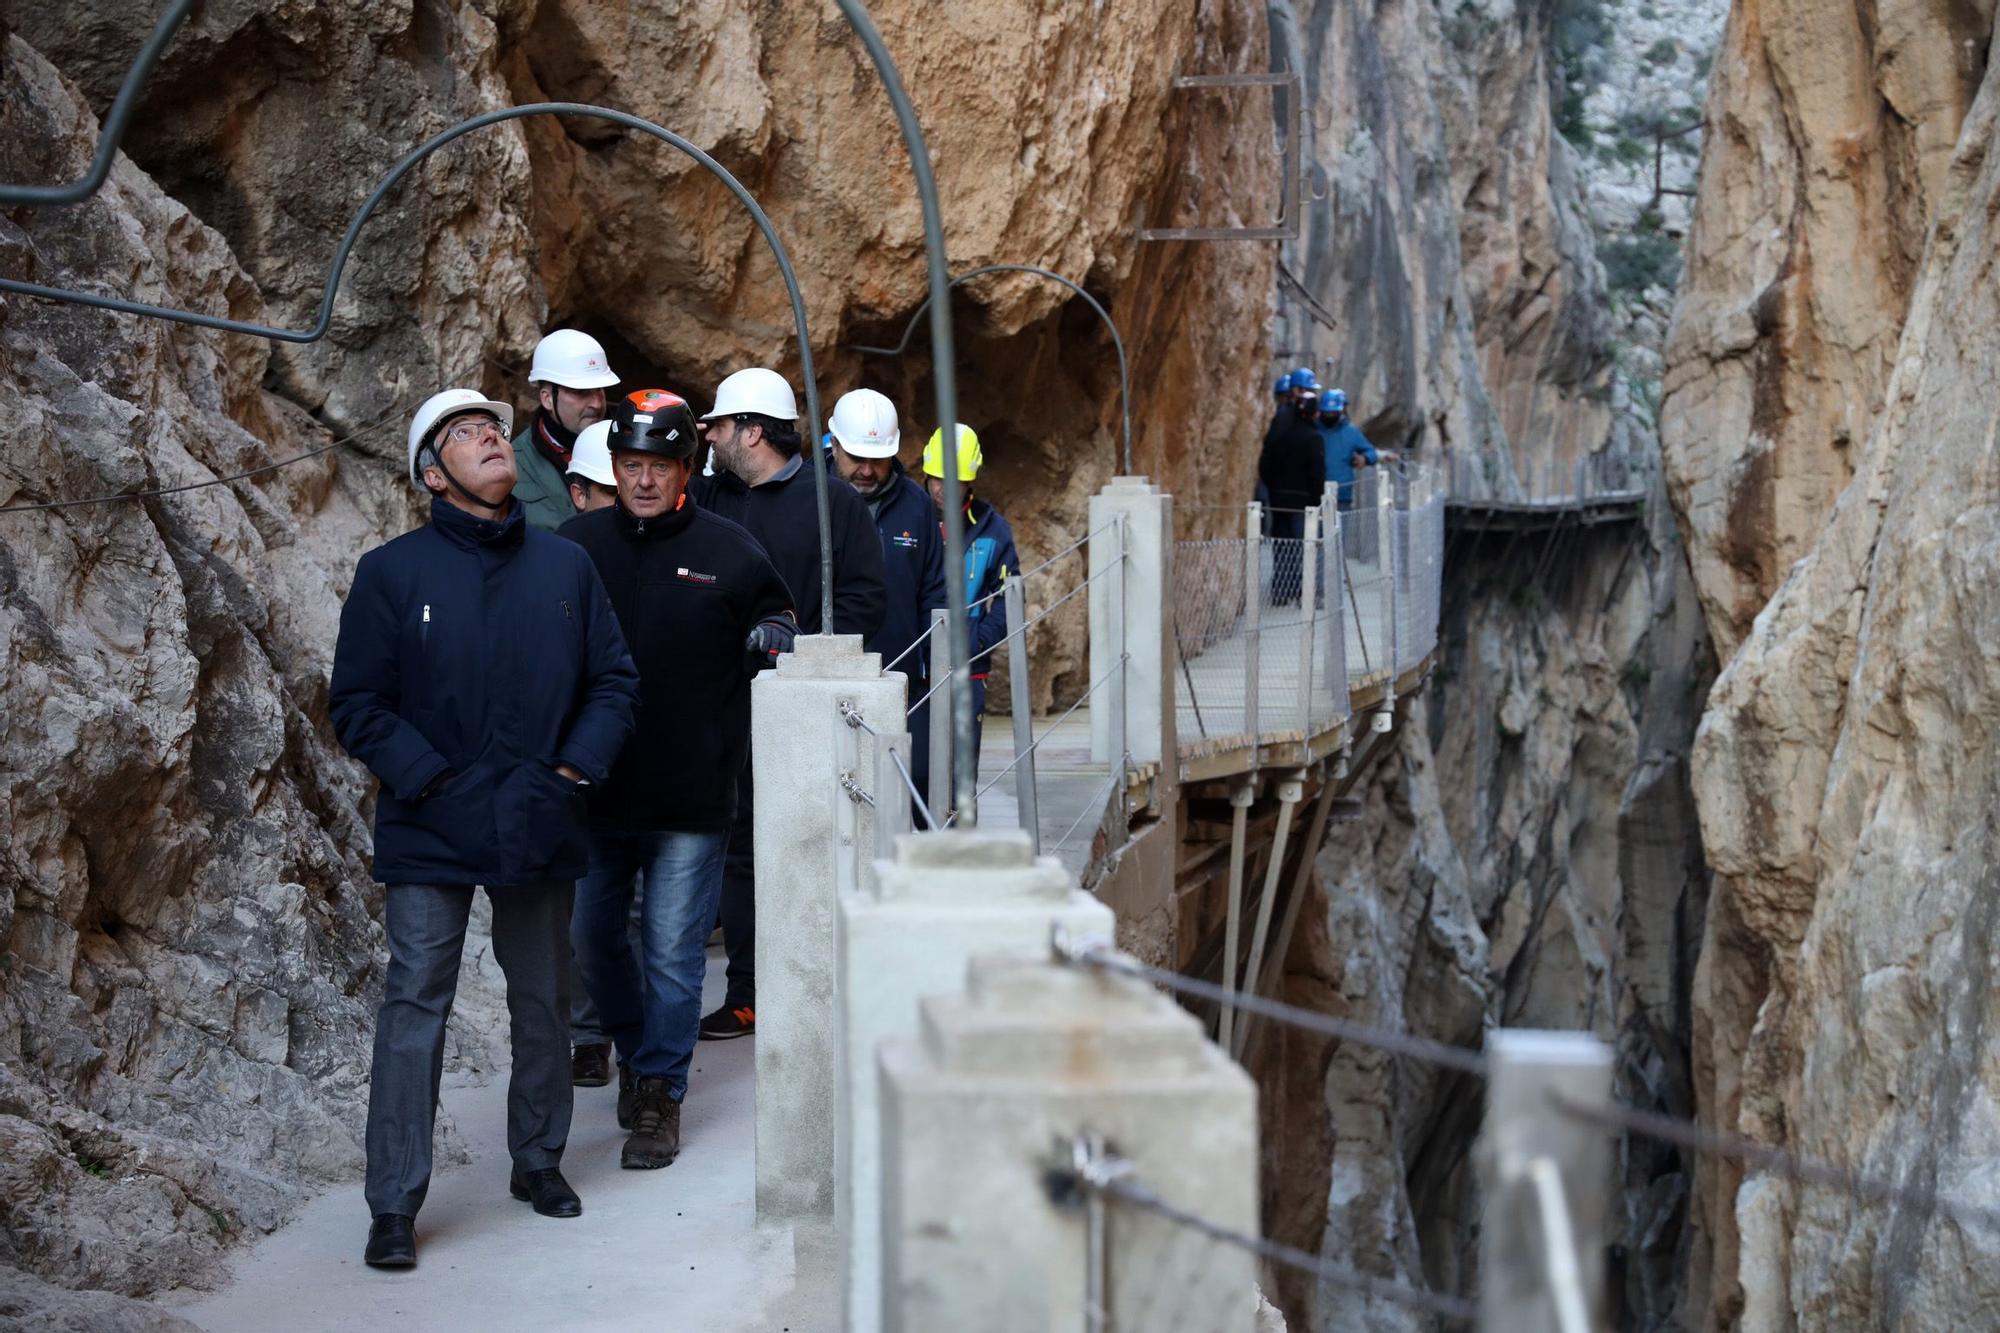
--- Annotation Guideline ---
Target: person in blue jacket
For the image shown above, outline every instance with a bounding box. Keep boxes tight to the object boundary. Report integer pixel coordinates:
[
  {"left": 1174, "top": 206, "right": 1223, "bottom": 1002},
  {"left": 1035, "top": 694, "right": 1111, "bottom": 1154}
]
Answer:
[
  {"left": 825, "top": 389, "right": 948, "bottom": 796},
  {"left": 1318, "top": 388, "right": 1385, "bottom": 507},
  {"left": 330, "top": 388, "right": 640, "bottom": 1269},
  {"left": 921, "top": 423, "right": 1020, "bottom": 773}
]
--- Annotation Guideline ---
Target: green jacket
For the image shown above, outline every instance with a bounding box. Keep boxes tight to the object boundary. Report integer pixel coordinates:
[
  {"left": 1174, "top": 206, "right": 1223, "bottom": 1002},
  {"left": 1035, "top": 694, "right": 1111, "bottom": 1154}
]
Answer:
[{"left": 511, "top": 422, "right": 577, "bottom": 532}]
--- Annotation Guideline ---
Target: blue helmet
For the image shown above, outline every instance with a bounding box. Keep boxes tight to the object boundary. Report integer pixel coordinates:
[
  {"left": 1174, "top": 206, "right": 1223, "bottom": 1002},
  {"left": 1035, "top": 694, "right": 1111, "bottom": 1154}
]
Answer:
[
  {"left": 1320, "top": 388, "right": 1348, "bottom": 415},
  {"left": 1272, "top": 374, "right": 1289, "bottom": 398},
  {"left": 1287, "top": 367, "right": 1320, "bottom": 393}
]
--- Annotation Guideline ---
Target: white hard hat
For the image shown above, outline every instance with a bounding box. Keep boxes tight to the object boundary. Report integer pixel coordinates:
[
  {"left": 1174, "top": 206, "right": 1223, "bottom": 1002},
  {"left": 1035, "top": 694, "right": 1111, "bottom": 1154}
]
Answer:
[
  {"left": 528, "top": 329, "right": 619, "bottom": 390},
  {"left": 827, "top": 387, "right": 900, "bottom": 459},
  {"left": 566, "top": 420, "right": 617, "bottom": 487},
  {"left": 702, "top": 367, "right": 798, "bottom": 421},
  {"left": 407, "top": 388, "right": 514, "bottom": 486}
]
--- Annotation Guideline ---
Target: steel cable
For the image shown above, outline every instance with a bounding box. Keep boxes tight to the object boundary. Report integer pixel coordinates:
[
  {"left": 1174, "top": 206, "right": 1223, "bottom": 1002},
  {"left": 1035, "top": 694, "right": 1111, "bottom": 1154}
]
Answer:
[
  {"left": 0, "top": 365, "right": 471, "bottom": 514},
  {"left": 1096, "top": 1174, "right": 1476, "bottom": 1324}
]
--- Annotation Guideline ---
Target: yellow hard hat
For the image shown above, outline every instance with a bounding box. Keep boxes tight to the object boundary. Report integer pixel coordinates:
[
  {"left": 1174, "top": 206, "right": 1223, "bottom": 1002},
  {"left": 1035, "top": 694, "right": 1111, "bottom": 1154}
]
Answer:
[{"left": 922, "top": 423, "right": 983, "bottom": 481}]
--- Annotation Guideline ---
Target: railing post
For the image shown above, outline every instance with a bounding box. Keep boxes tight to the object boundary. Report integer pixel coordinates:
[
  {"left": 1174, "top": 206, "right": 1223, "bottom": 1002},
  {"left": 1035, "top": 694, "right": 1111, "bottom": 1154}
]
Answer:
[
  {"left": 927, "top": 607, "right": 952, "bottom": 821},
  {"left": 753, "top": 635, "right": 908, "bottom": 1223},
  {"left": 879, "top": 953, "right": 1258, "bottom": 1332},
  {"left": 837, "top": 833, "right": 1111, "bottom": 1333},
  {"left": 1003, "top": 578, "right": 1040, "bottom": 853},
  {"left": 874, "top": 731, "right": 914, "bottom": 864},
  {"left": 1107, "top": 516, "right": 1129, "bottom": 845},
  {"left": 1478, "top": 1030, "right": 1614, "bottom": 1332},
  {"left": 1088, "top": 477, "right": 1173, "bottom": 784},
  {"left": 1321, "top": 483, "right": 1348, "bottom": 728},
  {"left": 1374, "top": 473, "right": 1396, "bottom": 706},
  {"left": 1242, "top": 501, "right": 1263, "bottom": 753},
  {"left": 1296, "top": 505, "right": 1320, "bottom": 750}
]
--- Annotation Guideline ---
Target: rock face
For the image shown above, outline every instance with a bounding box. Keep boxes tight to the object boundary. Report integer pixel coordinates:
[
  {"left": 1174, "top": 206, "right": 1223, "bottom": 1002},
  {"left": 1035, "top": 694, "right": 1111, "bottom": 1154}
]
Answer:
[
  {"left": 1269, "top": 0, "right": 1613, "bottom": 485},
  {"left": 1660, "top": 0, "right": 1990, "bottom": 657},
  {"left": 1661, "top": 5, "right": 2000, "bottom": 1328},
  {"left": 0, "top": 0, "right": 1272, "bottom": 1317}
]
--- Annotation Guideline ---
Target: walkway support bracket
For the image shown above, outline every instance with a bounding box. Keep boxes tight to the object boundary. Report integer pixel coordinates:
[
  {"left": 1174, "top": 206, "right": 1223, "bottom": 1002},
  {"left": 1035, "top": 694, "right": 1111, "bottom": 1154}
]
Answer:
[{"left": 1138, "top": 72, "right": 1300, "bottom": 242}]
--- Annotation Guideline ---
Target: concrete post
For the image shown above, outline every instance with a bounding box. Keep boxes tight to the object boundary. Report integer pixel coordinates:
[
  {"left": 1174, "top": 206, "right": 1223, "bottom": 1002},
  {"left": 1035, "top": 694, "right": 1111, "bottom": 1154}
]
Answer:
[
  {"left": 837, "top": 831, "right": 1113, "bottom": 1333},
  {"left": 879, "top": 953, "right": 1258, "bottom": 1333},
  {"left": 1089, "top": 476, "right": 1174, "bottom": 774},
  {"left": 753, "top": 634, "right": 907, "bottom": 1223},
  {"left": 1478, "top": 1029, "right": 1614, "bottom": 1331}
]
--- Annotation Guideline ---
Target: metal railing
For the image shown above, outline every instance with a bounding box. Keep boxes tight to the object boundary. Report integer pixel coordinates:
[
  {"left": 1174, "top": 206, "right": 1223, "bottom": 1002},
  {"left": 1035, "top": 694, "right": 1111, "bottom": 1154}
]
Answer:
[
  {"left": 1444, "top": 447, "right": 1649, "bottom": 507},
  {"left": 1173, "top": 463, "right": 1443, "bottom": 758},
  {"left": 864, "top": 517, "right": 1127, "bottom": 858}
]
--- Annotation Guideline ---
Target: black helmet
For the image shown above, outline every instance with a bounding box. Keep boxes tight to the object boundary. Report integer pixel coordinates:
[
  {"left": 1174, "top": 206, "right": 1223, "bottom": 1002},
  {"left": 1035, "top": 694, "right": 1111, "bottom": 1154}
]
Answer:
[{"left": 606, "top": 389, "right": 699, "bottom": 461}]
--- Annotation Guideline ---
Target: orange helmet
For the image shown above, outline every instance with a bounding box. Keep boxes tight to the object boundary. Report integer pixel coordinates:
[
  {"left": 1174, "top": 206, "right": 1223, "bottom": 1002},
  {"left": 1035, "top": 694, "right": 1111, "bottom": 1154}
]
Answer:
[{"left": 607, "top": 388, "right": 699, "bottom": 460}]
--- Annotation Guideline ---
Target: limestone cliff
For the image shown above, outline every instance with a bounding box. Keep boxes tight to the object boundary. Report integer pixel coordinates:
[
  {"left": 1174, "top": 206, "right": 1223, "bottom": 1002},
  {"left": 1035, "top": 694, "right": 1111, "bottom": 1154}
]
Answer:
[
  {"left": 1660, "top": 0, "right": 1990, "bottom": 658},
  {"left": 1662, "top": 4, "right": 2000, "bottom": 1328},
  {"left": 0, "top": 0, "right": 1272, "bottom": 1316}
]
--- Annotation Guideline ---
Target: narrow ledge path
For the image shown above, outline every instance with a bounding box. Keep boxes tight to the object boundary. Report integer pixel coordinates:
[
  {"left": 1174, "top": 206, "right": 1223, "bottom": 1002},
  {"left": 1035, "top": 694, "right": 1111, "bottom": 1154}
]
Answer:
[{"left": 163, "top": 953, "right": 836, "bottom": 1333}]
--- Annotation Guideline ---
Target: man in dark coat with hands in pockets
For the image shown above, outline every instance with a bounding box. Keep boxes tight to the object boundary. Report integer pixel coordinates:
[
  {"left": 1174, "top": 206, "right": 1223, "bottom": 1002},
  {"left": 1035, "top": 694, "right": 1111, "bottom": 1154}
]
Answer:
[{"left": 330, "top": 387, "right": 640, "bottom": 1270}]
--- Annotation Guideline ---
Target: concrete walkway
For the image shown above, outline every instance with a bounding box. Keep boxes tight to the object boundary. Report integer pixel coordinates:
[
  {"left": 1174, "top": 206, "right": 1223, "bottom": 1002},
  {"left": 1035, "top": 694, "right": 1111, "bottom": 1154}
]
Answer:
[{"left": 166, "top": 952, "right": 835, "bottom": 1333}]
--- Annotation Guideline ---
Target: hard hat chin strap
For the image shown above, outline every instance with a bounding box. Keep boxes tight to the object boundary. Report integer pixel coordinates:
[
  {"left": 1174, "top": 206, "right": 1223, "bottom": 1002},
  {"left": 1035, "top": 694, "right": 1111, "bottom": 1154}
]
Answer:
[{"left": 428, "top": 447, "right": 510, "bottom": 521}]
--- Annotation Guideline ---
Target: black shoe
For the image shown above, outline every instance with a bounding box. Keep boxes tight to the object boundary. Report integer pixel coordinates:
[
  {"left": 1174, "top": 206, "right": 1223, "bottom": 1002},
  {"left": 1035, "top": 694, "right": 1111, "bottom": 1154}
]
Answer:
[
  {"left": 698, "top": 1004, "right": 755, "bottom": 1041},
  {"left": 571, "top": 1042, "right": 611, "bottom": 1087},
  {"left": 509, "top": 1166, "right": 582, "bottom": 1218},
  {"left": 621, "top": 1077, "right": 682, "bottom": 1170},
  {"left": 616, "top": 1062, "right": 635, "bottom": 1130},
  {"left": 364, "top": 1213, "right": 416, "bottom": 1268}
]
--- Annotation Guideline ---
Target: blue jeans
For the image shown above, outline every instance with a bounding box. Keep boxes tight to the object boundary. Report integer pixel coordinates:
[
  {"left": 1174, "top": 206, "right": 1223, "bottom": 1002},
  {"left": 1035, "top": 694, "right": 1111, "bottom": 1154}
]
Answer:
[{"left": 572, "top": 828, "right": 727, "bottom": 1100}]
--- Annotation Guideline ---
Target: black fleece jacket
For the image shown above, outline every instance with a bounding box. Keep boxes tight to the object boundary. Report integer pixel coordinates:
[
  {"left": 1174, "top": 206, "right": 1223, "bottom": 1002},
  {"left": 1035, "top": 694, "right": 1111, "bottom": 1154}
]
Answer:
[
  {"left": 691, "top": 455, "right": 886, "bottom": 639},
  {"left": 558, "top": 497, "right": 793, "bottom": 833}
]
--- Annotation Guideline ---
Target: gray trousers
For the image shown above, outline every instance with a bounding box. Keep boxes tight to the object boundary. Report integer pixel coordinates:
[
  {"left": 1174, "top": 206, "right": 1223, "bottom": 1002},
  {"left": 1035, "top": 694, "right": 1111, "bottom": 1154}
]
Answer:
[{"left": 365, "top": 881, "right": 574, "bottom": 1219}]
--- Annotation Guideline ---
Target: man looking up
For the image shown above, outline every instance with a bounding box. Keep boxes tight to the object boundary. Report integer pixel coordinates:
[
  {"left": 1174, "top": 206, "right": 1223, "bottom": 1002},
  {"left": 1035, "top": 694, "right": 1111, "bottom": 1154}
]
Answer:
[
  {"left": 330, "top": 388, "right": 639, "bottom": 1268},
  {"left": 514, "top": 329, "right": 619, "bottom": 532},
  {"left": 691, "top": 369, "right": 885, "bottom": 1041},
  {"left": 921, "top": 423, "right": 1018, "bottom": 775},
  {"left": 560, "top": 392, "right": 795, "bottom": 1170},
  {"left": 566, "top": 420, "right": 619, "bottom": 514},
  {"left": 826, "top": 388, "right": 948, "bottom": 795}
]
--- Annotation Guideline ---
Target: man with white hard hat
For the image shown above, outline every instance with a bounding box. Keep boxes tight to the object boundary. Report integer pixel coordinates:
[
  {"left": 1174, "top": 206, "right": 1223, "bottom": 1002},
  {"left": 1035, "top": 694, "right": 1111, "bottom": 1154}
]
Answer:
[
  {"left": 689, "top": 368, "right": 886, "bottom": 1040},
  {"left": 825, "top": 387, "right": 948, "bottom": 797},
  {"left": 330, "top": 388, "right": 639, "bottom": 1268},
  {"left": 514, "top": 329, "right": 620, "bottom": 532},
  {"left": 566, "top": 420, "right": 619, "bottom": 514}
]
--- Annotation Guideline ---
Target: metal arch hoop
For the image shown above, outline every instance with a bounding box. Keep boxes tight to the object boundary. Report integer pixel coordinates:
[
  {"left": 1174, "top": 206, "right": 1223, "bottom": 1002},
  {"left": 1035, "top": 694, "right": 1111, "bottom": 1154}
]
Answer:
[
  {"left": 832, "top": 0, "right": 979, "bottom": 824},
  {"left": 0, "top": 101, "right": 839, "bottom": 635},
  {"left": 0, "top": 0, "right": 197, "bottom": 206},
  {"left": 0, "top": 0, "right": 969, "bottom": 800},
  {"left": 850, "top": 262, "right": 1134, "bottom": 477}
]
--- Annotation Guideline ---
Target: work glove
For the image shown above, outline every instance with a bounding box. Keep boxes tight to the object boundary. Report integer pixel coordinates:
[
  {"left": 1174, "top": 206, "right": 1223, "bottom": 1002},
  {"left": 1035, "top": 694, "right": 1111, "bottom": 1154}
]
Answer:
[{"left": 744, "top": 616, "right": 797, "bottom": 673}]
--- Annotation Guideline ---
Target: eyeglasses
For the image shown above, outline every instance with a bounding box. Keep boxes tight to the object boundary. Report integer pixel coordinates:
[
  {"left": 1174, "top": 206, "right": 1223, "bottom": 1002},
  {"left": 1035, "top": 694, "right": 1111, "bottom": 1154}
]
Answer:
[{"left": 440, "top": 416, "right": 502, "bottom": 446}]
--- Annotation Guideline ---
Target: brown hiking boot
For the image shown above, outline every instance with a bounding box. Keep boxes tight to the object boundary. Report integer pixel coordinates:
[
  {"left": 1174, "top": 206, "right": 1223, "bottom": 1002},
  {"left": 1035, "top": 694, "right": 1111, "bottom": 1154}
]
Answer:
[{"left": 621, "top": 1076, "right": 681, "bottom": 1170}]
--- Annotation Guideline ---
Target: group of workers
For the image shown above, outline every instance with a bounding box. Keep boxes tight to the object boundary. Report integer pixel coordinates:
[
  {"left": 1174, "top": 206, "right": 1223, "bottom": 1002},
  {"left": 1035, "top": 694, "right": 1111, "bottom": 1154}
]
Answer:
[
  {"left": 1256, "top": 365, "right": 1391, "bottom": 602},
  {"left": 327, "top": 328, "right": 1016, "bottom": 1269}
]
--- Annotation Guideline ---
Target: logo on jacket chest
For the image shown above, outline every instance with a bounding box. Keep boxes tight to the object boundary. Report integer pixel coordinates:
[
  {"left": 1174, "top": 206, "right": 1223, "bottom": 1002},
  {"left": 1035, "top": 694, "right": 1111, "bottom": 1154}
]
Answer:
[
  {"left": 676, "top": 567, "right": 719, "bottom": 585},
  {"left": 891, "top": 530, "right": 919, "bottom": 551}
]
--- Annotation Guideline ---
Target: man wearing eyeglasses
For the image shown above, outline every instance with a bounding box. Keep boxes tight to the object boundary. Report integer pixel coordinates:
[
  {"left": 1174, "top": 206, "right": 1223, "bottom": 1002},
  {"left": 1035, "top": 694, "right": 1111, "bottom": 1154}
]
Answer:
[{"left": 330, "top": 388, "right": 640, "bottom": 1269}]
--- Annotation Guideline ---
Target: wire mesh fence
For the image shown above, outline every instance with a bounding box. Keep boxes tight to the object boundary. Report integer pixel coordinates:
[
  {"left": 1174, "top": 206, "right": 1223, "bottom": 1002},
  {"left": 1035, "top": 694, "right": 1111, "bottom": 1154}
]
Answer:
[{"left": 1170, "top": 471, "right": 1449, "bottom": 751}]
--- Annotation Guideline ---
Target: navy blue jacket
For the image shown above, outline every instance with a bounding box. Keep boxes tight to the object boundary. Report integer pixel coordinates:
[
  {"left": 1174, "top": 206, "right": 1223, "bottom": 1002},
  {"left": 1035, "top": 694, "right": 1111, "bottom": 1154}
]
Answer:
[
  {"left": 864, "top": 464, "right": 949, "bottom": 682},
  {"left": 958, "top": 498, "right": 1020, "bottom": 717},
  {"left": 329, "top": 497, "right": 639, "bottom": 887}
]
